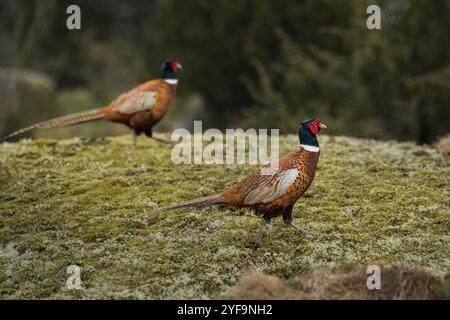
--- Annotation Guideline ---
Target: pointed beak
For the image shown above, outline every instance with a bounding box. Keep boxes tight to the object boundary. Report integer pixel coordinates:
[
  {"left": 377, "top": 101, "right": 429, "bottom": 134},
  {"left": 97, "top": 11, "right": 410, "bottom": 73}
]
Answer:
[
  {"left": 176, "top": 62, "right": 183, "bottom": 70},
  {"left": 319, "top": 123, "right": 327, "bottom": 129}
]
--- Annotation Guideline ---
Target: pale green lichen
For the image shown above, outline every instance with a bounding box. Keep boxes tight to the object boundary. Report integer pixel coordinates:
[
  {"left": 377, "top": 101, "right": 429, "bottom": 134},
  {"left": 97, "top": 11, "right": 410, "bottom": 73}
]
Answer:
[{"left": 0, "top": 134, "right": 449, "bottom": 299}]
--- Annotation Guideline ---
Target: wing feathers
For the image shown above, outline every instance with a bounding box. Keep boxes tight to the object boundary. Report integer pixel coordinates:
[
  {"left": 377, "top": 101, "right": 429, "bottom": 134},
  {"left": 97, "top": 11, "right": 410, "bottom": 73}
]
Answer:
[
  {"left": 112, "top": 90, "right": 157, "bottom": 115},
  {"left": 243, "top": 168, "right": 298, "bottom": 205}
]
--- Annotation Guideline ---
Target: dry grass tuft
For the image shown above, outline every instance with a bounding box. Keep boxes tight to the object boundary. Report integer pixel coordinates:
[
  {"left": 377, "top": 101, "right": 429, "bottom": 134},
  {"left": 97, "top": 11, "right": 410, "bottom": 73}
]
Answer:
[
  {"left": 232, "top": 266, "right": 445, "bottom": 300},
  {"left": 230, "top": 270, "right": 299, "bottom": 300},
  {"left": 434, "top": 134, "right": 450, "bottom": 155}
]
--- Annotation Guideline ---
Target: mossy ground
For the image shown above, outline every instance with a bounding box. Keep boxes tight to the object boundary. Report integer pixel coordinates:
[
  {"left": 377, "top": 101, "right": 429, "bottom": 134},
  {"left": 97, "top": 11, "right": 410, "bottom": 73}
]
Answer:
[{"left": 0, "top": 134, "right": 449, "bottom": 299}]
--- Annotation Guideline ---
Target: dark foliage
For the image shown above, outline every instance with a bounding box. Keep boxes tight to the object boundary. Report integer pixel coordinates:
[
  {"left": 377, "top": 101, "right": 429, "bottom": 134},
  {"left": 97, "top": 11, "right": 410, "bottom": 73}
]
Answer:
[{"left": 1, "top": 0, "right": 449, "bottom": 143}]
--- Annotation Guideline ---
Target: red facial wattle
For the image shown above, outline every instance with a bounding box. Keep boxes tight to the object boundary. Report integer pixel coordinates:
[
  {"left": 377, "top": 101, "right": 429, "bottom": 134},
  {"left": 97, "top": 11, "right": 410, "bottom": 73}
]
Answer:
[
  {"left": 308, "top": 123, "right": 319, "bottom": 134},
  {"left": 308, "top": 119, "right": 322, "bottom": 135}
]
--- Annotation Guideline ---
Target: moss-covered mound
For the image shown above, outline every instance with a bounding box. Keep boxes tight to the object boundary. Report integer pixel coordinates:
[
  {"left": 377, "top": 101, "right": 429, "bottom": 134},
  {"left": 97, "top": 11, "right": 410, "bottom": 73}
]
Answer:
[{"left": 0, "top": 134, "right": 449, "bottom": 299}]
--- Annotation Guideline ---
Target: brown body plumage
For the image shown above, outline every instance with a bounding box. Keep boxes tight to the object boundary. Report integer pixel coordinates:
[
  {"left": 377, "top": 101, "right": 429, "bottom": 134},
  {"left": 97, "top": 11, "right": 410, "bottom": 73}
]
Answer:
[
  {"left": 153, "top": 118, "right": 327, "bottom": 247},
  {"left": 222, "top": 149, "right": 319, "bottom": 219},
  {"left": 4, "top": 59, "right": 182, "bottom": 145},
  {"left": 100, "top": 79, "right": 178, "bottom": 141}
]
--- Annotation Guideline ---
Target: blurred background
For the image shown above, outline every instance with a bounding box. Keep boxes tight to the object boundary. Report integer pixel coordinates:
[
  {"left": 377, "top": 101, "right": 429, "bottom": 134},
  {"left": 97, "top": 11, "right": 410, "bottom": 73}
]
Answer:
[{"left": 0, "top": 0, "right": 449, "bottom": 144}]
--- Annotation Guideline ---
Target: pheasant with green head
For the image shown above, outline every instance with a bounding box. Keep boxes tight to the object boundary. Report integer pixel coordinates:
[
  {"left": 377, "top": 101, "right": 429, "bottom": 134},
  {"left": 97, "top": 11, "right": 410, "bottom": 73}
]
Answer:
[
  {"left": 154, "top": 118, "right": 327, "bottom": 247},
  {"left": 4, "top": 59, "right": 182, "bottom": 146}
]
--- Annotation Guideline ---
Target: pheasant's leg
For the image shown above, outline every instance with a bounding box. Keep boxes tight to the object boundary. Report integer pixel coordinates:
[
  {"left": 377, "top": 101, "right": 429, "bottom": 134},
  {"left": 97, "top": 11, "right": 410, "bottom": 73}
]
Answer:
[
  {"left": 287, "top": 222, "right": 315, "bottom": 236},
  {"left": 133, "top": 131, "right": 138, "bottom": 147},
  {"left": 255, "top": 218, "right": 267, "bottom": 248},
  {"left": 145, "top": 128, "right": 172, "bottom": 144},
  {"left": 282, "top": 207, "right": 315, "bottom": 236},
  {"left": 150, "top": 136, "right": 173, "bottom": 144}
]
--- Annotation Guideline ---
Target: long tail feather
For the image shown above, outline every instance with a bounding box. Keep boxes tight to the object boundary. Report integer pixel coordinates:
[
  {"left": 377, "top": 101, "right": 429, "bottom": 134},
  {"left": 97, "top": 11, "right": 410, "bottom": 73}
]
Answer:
[
  {"left": 3, "top": 109, "right": 105, "bottom": 140},
  {"left": 151, "top": 194, "right": 228, "bottom": 215}
]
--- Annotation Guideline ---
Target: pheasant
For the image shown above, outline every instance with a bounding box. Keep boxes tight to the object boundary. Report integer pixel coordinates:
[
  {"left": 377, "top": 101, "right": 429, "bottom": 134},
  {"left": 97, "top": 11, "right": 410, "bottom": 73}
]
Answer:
[
  {"left": 153, "top": 118, "right": 327, "bottom": 248},
  {"left": 4, "top": 59, "right": 182, "bottom": 145}
]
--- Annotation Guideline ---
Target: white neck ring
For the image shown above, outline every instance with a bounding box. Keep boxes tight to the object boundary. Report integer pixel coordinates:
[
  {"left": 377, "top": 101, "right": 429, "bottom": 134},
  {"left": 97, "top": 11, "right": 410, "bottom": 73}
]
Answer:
[
  {"left": 301, "top": 144, "right": 320, "bottom": 152},
  {"left": 164, "top": 79, "right": 178, "bottom": 85}
]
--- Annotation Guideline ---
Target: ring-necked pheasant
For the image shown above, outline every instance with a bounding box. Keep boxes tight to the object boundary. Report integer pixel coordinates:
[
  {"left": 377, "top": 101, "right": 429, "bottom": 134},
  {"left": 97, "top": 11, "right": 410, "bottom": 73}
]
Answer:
[
  {"left": 4, "top": 59, "right": 182, "bottom": 146},
  {"left": 153, "top": 118, "right": 327, "bottom": 248}
]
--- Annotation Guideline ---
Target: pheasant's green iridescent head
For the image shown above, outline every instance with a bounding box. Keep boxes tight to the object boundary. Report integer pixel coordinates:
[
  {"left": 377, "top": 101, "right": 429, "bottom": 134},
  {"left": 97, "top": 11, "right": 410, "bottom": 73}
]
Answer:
[
  {"left": 299, "top": 118, "right": 327, "bottom": 147},
  {"left": 160, "top": 59, "right": 182, "bottom": 80}
]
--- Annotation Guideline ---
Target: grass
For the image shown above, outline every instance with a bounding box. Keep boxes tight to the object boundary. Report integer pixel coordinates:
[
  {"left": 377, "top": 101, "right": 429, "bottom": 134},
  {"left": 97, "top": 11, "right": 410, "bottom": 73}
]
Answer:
[{"left": 0, "top": 133, "right": 449, "bottom": 299}]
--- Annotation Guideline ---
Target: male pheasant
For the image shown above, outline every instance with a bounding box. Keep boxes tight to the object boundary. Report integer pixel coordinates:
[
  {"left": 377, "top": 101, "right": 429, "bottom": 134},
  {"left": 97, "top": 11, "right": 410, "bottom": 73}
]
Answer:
[
  {"left": 4, "top": 59, "right": 182, "bottom": 145},
  {"left": 153, "top": 118, "right": 327, "bottom": 248}
]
